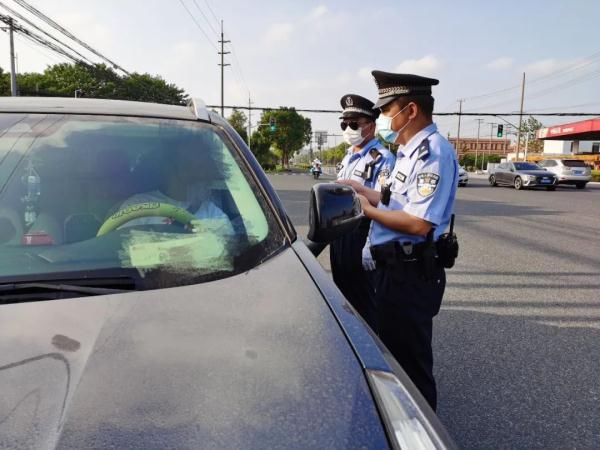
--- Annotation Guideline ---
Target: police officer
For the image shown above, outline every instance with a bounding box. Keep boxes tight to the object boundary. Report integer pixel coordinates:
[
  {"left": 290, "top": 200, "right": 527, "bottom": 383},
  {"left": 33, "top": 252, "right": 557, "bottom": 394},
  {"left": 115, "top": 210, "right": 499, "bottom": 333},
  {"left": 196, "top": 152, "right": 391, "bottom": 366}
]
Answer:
[
  {"left": 341, "top": 72, "right": 458, "bottom": 411},
  {"left": 331, "top": 94, "right": 395, "bottom": 330}
]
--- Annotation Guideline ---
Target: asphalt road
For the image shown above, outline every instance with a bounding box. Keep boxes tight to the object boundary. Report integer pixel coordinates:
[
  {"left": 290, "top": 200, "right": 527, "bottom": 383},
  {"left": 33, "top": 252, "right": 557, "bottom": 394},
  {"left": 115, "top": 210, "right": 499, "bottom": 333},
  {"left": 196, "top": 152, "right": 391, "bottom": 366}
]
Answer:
[{"left": 268, "top": 171, "right": 600, "bottom": 450}]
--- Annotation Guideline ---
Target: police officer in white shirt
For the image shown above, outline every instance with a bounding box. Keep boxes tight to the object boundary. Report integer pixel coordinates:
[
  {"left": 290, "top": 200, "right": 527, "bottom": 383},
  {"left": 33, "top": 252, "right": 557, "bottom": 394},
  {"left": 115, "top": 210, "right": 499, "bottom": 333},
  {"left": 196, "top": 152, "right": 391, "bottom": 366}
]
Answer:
[
  {"left": 331, "top": 94, "right": 395, "bottom": 329},
  {"left": 342, "top": 72, "right": 459, "bottom": 411}
]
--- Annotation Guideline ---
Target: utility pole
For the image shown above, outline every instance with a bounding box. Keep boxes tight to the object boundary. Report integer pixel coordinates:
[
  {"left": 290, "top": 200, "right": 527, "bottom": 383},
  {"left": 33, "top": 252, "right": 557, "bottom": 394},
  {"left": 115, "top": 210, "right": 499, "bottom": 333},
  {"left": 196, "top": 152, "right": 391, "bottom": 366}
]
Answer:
[
  {"left": 217, "top": 20, "right": 230, "bottom": 117},
  {"left": 247, "top": 93, "right": 252, "bottom": 151},
  {"left": 456, "top": 99, "right": 464, "bottom": 156},
  {"left": 487, "top": 122, "right": 497, "bottom": 171},
  {"left": 515, "top": 72, "right": 526, "bottom": 161},
  {"left": 8, "top": 17, "right": 17, "bottom": 96},
  {"left": 475, "top": 118, "right": 484, "bottom": 172}
]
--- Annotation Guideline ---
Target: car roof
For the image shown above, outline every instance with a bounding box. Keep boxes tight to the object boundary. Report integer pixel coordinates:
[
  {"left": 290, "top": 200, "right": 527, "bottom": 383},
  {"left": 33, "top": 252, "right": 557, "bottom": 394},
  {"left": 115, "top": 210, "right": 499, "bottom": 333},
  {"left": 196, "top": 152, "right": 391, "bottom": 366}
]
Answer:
[{"left": 0, "top": 97, "right": 223, "bottom": 123}]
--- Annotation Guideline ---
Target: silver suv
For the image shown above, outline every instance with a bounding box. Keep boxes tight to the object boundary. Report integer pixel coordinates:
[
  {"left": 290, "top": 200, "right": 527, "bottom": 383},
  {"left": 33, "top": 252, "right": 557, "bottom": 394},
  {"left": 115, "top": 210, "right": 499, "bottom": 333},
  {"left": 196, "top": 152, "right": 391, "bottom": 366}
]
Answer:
[{"left": 538, "top": 159, "right": 592, "bottom": 189}]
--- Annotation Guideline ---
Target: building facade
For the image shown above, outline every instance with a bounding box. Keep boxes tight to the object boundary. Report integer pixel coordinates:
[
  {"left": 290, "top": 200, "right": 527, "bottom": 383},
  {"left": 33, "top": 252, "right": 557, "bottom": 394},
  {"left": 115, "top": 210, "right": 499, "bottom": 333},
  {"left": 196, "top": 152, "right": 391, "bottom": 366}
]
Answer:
[{"left": 448, "top": 137, "right": 512, "bottom": 158}]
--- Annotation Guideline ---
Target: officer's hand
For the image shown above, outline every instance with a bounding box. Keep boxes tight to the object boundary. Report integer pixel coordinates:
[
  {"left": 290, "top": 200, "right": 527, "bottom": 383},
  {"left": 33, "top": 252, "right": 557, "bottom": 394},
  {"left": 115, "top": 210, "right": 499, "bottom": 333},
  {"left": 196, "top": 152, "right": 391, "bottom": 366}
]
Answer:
[
  {"left": 362, "top": 244, "right": 376, "bottom": 271},
  {"left": 337, "top": 179, "right": 364, "bottom": 193},
  {"left": 356, "top": 194, "right": 372, "bottom": 214}
]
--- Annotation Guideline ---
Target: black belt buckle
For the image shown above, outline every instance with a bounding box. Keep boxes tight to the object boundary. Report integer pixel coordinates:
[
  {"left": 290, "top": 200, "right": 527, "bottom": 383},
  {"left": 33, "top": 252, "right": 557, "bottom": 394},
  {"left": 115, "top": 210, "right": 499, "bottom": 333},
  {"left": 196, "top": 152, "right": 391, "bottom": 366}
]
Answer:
[{"left": 400, "top": 241, "right": 413, "bottom": 257}]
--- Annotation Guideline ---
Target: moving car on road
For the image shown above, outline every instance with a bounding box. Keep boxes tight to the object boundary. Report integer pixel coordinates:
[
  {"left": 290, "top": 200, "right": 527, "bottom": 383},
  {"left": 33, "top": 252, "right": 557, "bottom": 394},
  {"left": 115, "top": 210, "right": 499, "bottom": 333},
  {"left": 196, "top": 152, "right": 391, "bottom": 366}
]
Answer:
[
  {"left": 0, "top": 97, "right": 454, "bottom": 449},
  {"left": 538, "top": 159, "right": 592, "bottom": 189},
  {"left": 458, "top": 166, "right": 469, "bottom": 187},
  {"left": 489, "top": 161, "right": 557, "bottom": 190}
]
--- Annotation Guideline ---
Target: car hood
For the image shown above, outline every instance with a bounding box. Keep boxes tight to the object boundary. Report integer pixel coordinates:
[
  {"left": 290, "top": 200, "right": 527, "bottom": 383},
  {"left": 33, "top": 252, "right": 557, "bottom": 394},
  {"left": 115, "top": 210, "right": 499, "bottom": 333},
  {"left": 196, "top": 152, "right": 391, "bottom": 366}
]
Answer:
[
  {"left": 517, "top": 169, "right": 554, "bottom": 176},
  {"left": 0, "top": 248, "right": 387, "bottom": 449}
]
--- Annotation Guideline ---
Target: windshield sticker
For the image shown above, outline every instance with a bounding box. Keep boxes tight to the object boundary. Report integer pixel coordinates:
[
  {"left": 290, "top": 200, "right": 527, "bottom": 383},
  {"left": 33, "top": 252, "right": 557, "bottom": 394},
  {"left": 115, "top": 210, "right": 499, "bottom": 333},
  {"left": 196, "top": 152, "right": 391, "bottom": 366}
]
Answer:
[{"left": 121, "top": 230, "right": 233, "bottom": 274}]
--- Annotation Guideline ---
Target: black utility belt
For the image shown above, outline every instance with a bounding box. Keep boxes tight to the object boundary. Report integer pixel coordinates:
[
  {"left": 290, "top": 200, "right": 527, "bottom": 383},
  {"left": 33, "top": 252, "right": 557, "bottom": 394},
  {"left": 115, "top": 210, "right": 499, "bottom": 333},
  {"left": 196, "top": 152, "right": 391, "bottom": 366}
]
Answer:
[{"left": 370, "top": 240, "right": 432, "bottom": 263}]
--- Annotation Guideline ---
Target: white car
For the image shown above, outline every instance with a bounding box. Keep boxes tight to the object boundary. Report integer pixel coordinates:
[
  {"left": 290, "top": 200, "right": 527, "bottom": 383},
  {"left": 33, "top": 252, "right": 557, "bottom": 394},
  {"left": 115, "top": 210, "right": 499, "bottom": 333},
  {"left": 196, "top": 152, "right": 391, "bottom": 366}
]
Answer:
[
  {"left": 458, "top": 166, "right": 469, "bottom": 187},
  {"left": 538, "top": 159, "right": 592, "bottom": 189}
]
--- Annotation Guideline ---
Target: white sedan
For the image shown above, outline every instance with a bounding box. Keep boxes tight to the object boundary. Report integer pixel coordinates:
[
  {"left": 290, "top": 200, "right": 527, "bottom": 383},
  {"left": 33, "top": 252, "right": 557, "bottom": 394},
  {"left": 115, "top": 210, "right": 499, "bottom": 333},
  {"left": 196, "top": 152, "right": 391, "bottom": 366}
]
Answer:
[{"left": 458, "top": 166, "right": 469, "bottom": 187}]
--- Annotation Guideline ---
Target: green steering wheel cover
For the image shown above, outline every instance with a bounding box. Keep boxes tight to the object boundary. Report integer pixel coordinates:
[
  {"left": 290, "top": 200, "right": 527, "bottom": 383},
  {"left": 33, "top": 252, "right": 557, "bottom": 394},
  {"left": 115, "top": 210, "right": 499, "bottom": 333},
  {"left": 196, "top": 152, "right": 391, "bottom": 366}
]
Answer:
[{"left": 97, "top": 202, "right": 197, "bottom": 236}]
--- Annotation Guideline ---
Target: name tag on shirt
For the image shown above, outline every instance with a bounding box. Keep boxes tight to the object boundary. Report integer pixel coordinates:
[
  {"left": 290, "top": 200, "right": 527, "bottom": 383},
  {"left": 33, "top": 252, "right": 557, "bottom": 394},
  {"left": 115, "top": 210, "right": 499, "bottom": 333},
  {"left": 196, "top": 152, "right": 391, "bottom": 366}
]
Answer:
[
  {"left": 395, "top": 171, "right": 407, "bottom": 182},
  {"left": 354, "top": 169, "right": 365, "bottom": 178}
]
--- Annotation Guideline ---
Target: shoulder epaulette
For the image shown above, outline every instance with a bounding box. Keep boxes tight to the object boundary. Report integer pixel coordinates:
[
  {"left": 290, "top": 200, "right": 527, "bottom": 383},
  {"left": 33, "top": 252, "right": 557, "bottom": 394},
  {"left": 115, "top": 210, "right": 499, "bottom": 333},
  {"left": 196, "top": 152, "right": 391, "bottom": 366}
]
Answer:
[{"left": 417, "top": 139, "right": 430, "bottom": 160}]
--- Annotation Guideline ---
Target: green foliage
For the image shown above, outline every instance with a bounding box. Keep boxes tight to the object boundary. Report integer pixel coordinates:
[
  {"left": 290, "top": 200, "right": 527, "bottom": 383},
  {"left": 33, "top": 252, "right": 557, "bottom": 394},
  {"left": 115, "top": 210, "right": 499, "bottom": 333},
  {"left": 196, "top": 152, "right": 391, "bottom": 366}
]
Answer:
[
  {"left": 519, "top": 116, "right": 544, "bottom": 153},
  {"left": 319, "top": 142, "right": 349, "bottom": 165},
  {"left": 251, "top": 108, "right": 311, "bottom": 168},
  {"left": 249, "top": 132, "right": 277, "bottom": 170},
  {"left": 1, "top": 63, "right": 187, "bottom": 105},
  {"left": 459, "top": 153, "right": 502, "bottom": 170},
  {"left": 227, "top": 109, "right": 248, "bottom": 143},
  {"left": 116, "top": 72, "right": 186, "bottom": 105},
  {"left": 0, "top": 67, "right": 11, "bottom": 95}
]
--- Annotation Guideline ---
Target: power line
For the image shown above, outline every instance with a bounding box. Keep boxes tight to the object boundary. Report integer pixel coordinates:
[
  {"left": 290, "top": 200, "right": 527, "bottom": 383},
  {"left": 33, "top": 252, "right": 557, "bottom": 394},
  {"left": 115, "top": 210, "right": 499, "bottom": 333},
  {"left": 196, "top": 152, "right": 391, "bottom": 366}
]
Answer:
[
  {"left": 178, "top": 0, "right": 218, "bottom": 51},
  {"left": 527, "top": 101, "right": 600, "bottom": 112},
  {"left": 203, "top": 0, "right": 220, "bottom": 28},
  {"left": 205, "top": 105, "right": 600, "bottom": 116},
  {"left": 464, "top": 49, "right": 600, "bottom": 104},
  {"left": 12, "top": 0, "right": 129, "bottom": 74},
  {"left": 191, "top": 0, "right": 218, "bottom": 36},
  {"left": 0, "top": 14, "right": 86, "bottom": 64},
  {"left": 13, "top": 32, "right": 65, "bottom": 65},
  {"left": 230, "top": 41, "right": 248, "bottom": 93},
  {"left": 464, "top": 65, "right": 600, "bottom": 113},
  {"left": 0, "top": 0, "right": 95, "bottom": 65}
]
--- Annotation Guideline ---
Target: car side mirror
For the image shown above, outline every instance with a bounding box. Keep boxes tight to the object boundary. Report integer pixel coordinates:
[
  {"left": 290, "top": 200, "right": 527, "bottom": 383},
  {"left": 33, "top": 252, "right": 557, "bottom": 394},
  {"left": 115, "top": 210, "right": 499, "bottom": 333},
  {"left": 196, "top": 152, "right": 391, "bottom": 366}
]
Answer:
[
  {"left": 307, "top": 183, "right": 363, "bottom": 251},
  {"left": 510, "top": 167, "right": 515, "bottom": 172}
]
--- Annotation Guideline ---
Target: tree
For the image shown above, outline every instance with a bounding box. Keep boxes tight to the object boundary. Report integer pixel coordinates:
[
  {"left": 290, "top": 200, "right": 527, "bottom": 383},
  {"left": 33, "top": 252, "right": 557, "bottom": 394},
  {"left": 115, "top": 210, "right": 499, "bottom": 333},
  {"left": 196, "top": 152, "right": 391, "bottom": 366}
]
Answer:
[
  {"left": 0, "top": 67, "right": 11, "bottom": 96},
  {"left": 252, "top": 108, "right": 312, "bottom": 168},
  {"left": 116, "top": 72, "right": 187, "bottom": 105},
  {"left": 227, "top": 109, "right": 248, "bottom": 143},
  {"left": 1, "top": 63, "right": 188, "bottom": 105},
  {"left": 519, "top": 116, "right": 544, "bottom": 153},
  {"left": 320, "top": 142, "right": 349, "bottom": 165},
  {"left": 249, "top": 132, "right": 277, "bottom": 170}
]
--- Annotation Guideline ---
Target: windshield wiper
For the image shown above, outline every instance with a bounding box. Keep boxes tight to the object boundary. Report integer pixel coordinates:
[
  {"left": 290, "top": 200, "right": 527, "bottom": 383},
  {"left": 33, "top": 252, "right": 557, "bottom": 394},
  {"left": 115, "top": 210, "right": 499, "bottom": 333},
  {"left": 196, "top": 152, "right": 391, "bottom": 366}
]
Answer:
[{"left": 0, "top": 282, "right": 131, "bottom": 299}]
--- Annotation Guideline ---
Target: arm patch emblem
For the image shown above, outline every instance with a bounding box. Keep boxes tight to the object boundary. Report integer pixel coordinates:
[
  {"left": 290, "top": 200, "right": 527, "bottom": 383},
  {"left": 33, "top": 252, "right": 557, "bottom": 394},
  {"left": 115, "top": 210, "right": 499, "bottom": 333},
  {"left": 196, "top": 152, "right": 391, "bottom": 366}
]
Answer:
[{"left": 416, "top": 172, "right": 440, "bottom": 197}]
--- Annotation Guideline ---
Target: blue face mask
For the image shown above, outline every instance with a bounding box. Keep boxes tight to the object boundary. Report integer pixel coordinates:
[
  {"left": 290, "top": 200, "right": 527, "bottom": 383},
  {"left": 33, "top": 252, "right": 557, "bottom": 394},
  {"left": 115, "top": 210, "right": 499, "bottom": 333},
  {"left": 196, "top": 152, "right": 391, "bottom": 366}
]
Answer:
[{"left": 375, "top": 104, "right": 411, "bottom": 144}]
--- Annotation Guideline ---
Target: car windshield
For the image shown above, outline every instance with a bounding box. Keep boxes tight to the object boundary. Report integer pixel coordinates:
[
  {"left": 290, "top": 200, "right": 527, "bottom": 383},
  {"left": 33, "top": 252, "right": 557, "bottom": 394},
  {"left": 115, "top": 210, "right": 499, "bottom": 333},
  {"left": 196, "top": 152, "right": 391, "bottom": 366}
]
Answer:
[
  {"left": 0, "top": 113, "right": 285, "bottom": 289},
  {"left": 514, "top": 162, "right": 541, "bottom": 170},
  {"left": 562, "top": 160, "right": 587, "bottom": 167}
]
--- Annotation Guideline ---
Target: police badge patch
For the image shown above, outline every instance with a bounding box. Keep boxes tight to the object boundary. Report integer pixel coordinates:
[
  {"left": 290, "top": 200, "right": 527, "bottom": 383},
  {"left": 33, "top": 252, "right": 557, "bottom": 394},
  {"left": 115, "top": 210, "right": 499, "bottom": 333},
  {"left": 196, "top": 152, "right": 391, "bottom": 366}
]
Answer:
[{"left": 416, "top": 172, "right": 440, "bottom": 197}]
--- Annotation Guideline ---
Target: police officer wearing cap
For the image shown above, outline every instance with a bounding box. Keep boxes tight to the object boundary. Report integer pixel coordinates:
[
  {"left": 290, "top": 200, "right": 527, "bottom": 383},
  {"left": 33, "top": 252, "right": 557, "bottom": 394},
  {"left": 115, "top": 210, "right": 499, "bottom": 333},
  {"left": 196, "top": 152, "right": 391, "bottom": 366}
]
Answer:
[
  {"left": 340, "top": 72, "right": 458, "bottom": 410},
  {"left": 331, "top": 94, "right": 395, "bottom": 330}
]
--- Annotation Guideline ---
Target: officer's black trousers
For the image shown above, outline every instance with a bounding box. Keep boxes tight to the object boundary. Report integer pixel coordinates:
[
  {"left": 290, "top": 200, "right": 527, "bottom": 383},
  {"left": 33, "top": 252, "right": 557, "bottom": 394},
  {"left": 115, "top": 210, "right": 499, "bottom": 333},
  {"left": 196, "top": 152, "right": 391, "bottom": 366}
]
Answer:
[
  {"left": 375, "top": 262, "right": 445, "bottom": 411},
  {"left": 330, "top": 220, "right": 377, "bottom": 330}
]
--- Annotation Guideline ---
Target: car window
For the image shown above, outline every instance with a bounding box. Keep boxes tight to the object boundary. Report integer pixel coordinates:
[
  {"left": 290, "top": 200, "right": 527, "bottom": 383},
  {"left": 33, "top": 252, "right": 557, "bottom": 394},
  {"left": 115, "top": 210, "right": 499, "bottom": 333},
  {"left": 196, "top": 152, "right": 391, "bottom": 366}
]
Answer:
[
  {"left": 513, "top": 162, "right": 541, "bottom": 170},
  {"left": 562, "top": 160, "right": 587, "bottom": 167},
  {"left": 0, "top": 114, "right": 286, "bottom": 288}
]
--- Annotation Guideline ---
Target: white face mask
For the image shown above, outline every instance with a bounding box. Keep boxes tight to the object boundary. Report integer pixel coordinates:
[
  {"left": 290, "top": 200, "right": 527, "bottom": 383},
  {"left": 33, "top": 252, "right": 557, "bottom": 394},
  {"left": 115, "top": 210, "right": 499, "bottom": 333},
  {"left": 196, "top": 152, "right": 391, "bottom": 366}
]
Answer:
[{"left": 343, "top": 127, "right": 365, "bottom": 146}]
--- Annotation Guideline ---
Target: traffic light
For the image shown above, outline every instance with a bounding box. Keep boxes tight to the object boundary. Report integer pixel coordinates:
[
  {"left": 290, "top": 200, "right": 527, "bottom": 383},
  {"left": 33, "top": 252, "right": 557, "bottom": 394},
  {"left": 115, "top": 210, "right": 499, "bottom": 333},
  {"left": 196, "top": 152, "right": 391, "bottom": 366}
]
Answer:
[
  {"left": 497, "top": 124, "right": 504, "bottom": 137},
  {"left": 269, "top": 117, "right": 276, "bottom": 132}
]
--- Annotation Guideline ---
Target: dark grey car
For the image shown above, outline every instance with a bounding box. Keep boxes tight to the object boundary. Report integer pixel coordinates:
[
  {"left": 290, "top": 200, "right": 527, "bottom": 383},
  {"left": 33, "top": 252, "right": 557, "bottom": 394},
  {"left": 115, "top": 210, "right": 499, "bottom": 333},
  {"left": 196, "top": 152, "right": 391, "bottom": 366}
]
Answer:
[
  {"left": 489, "top": 162, "right": 557, "bottom": 190},
  {"left": 0, "top": 97, "right": 455, "bottom": 449}
]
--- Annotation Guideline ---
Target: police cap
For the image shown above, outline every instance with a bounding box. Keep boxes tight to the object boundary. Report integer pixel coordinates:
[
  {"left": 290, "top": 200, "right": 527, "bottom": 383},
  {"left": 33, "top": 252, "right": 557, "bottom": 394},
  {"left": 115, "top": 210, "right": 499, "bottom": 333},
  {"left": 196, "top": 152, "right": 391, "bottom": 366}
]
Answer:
[
  {"left": 371, "top": 70, "right": 439, "bottom": 109},
  {"left": 339, "top": 94, "right": 379, "bottom": 120}
]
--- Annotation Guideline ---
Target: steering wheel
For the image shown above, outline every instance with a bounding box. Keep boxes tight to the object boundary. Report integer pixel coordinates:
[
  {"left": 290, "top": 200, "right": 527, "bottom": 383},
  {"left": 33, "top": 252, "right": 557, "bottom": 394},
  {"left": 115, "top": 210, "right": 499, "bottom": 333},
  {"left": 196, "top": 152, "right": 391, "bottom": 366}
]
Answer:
[{"left": 97, "top": 202, "right": 197, "bottom": 236}]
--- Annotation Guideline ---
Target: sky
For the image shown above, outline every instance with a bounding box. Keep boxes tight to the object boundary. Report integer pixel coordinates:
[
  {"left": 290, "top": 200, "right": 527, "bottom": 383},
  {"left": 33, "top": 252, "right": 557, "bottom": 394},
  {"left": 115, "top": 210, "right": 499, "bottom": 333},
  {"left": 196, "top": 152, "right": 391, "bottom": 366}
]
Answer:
[{"left": 0, "top": 0, "right": 599, "bottom": 149}]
